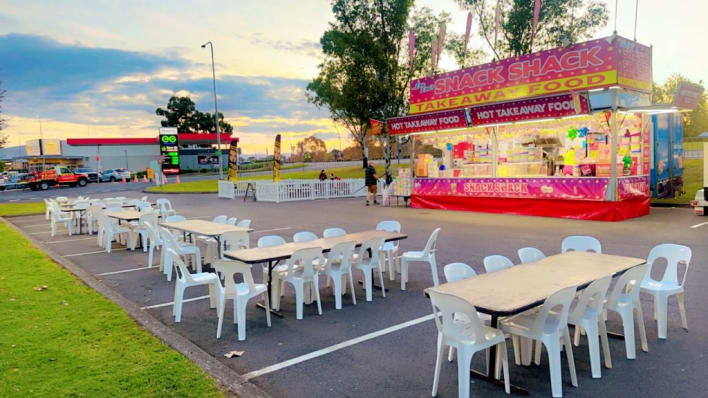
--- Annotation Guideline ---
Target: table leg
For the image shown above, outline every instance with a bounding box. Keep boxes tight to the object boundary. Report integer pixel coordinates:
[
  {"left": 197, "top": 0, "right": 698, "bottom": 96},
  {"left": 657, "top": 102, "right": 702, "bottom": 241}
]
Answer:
[
  {"left": 256, "top": 260, "right": 283, "bottom": 318},
  {"left": 467, "top": 315, "right": 529, "bottom": 396}
]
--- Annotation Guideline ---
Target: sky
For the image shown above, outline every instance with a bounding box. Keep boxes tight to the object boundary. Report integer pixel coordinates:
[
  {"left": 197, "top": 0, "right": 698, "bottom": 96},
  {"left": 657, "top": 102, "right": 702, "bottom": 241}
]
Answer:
[{"left": 1, "top": 0, "right": 706, "bottom": 154}]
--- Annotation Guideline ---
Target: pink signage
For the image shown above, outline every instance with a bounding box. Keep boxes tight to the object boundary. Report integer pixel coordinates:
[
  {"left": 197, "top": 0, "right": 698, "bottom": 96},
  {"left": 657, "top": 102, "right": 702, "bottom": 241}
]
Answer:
[
  {"left": 413, "top": 177, "right": 609, "bottom": 201},
  {"left": 469, "top": 93, "right": 589, "bottom": 126},
  {"left": 387, "top": 109, "right": 468, "bottom": 136},
  {"left": 617, "top": 176, "right": 650, "bottom": 200},
  {"left": 673, "top": 82, "right": 704, "bottom": 109}
]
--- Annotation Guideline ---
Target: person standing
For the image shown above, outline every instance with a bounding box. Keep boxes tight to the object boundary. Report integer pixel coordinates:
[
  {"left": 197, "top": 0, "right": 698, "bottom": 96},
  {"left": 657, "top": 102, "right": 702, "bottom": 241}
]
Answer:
[{"left": 365, "top": 161, "right": 378, "bottom": 206}]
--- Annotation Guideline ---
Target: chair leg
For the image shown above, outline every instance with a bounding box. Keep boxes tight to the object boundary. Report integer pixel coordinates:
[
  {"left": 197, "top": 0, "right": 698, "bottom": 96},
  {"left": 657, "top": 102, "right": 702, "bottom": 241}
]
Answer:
[
  {"left": 545, "top": 338, "right": 563, "bottom": 398},
  {"left": 585, "top": 321, "right": 601, "bottom": 378},
  {"left": 635, "top": 302, "right": 649, "bottom": 352},
  {"left": 512, "top": 335, "right": 521, "bottom": 366},
  {"left": 457, "top": 347, "right": 471, "bottom": 398},
  {"left": 294, "top": 282, "right": 304, "bottom": 320},
  {"left": 499, "top": 341, "right": 511, "bottom": 394},
  {"left": 148, "top": 243, "right": 154, "bottom": 268},
  {"left": 388, "top": 251, "right": 396, "bottom": 281},
  {"left": 400, "top": 259, "right": 408, "bottom": 290},
  {"left": 573, "top": 325, "right": 582, "bottom": 346},
  {"left": 598, "top": 318, "right": 612, "bottom": 369},
  {"left": 448, "top": 346, "right": 455, "bottom": 362},
  {"left": 236, "top": 299, "right": 247, "bottom": 341},
  {"left": 332, "top": 273, "right": 342, "bottom": 310},
  {"left": 620, "top": 309, "right": 637, "bottom": 359},
  {"left": 656, "top": 293, "right": 669, "bottom": 339},
  {"left": 263, "top": 292, "right": 272, "bottom": 327},
  {"left": 208, "top": 284, "right": 217, "bottom": 309},
  {"left": 563, "top": 327, "right": 578, "bottom": 387},
  {"left": 429, "top": 256, "right": 439, "bottom": 286},
  {"left": 534, "top": 338, "right": 542, "bottom": 365},
  {"left": 173, "top": 285, "right": 185, "bottom": 322},
  {"left": 271, "top": 277, "right": 281, "bottom": 311},
  {"left": 677, "top": 292, "right": 688, "bottom": 331},
  {"left": 377, "top": 266, "right": 386, "bottom": 298},
  {"left": 363, "top": 269, "right": 373, "bottom": 302},
  {"left": 348, "top": 270, "right": 357, "bottom": 305},
  {"left": 432, "top": 333, "right": 446, "bottom": 397},
  {"left": 216, "top": 296, "right": 225, "bottom": 338},
  {"left": 313, "top": 278, "right": 322, "bottom": 315}
]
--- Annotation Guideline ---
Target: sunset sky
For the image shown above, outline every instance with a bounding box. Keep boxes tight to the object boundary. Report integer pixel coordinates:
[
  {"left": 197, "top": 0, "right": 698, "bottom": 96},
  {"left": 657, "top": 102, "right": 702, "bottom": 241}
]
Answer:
[{"left": 1, "top": 0, "right": 706, "bottom": 154}]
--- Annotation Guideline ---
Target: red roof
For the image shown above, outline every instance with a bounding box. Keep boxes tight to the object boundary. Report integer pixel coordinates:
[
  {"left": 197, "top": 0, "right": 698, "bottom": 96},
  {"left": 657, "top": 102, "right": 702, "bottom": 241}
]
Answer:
[{"left": 66, "top": 133, "right": 235, "bottom": 146}]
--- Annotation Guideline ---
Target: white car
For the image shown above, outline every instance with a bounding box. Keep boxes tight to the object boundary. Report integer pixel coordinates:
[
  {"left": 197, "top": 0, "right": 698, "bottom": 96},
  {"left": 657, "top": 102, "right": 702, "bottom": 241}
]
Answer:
[{"left": 692, "top": 189, "right": 707, "bottom": 216}]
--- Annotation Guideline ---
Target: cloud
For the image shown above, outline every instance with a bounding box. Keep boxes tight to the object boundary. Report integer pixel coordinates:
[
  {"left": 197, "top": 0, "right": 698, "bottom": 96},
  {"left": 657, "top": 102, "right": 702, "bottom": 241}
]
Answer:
[{"left": 241, "top": 33, "right": 322, "bottom": 57}]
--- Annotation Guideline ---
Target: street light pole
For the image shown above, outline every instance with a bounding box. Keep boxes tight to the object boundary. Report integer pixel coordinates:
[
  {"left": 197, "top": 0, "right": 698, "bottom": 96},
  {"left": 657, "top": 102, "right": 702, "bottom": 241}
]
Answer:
[
  {"left": 201, "top": 41, "right": 223, "bottom": 180},
  {"left": 37, "top": 116, "right": 45, "bottom": 173}
]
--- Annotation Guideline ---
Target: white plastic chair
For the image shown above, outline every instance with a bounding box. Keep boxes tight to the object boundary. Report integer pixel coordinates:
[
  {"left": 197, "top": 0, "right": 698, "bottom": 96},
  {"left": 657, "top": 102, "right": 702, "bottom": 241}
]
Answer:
[
  {"left": 561, "top": 236, "right": 602, "bottom": 253},
  {"left": 165, "top": 215, "right": 186, "bottom": 223},
  {"left": 501, "top": 286, "right": 578, "bottom": 398},
  {"left": 443, "top": 262, "right": 478, "bottom": 282},
  {"left": 157, "top": 198, "right": 177, "bottom": 218},
  {"left": 225, "top": 217, "right": 238, "bottom": 225},
  {"left": 85, "top": 204, "right": 104, "bottom": 235},
  {"left": 293, "top": 231, "right": 317, "bottom": 242},
  {"left": 220, "top": 231, "right": 250, "bottom": 259},
  {"left": 98, "top": 213, "right": 135, "bottom": 253},
  {"left": 641, "top": 243, "right": 692, "bottom": 339},
  {"left": 164, "top": 248, "right": 220, "bottom": 323},
  {"left": 213, "top": 260, "right": 271, "bottom": 340},
  {"left": 566, "top": 276, "right": 612, "bottom": 379},
  {"left": 132, "top": 212, "right": 158, "bottom": 252},
  {"left": 44, "top": 198, "right": 53, "bottom": 220},
  {"left": 236, "top": 219, "right": 252, "bottom": 228},
  {"left": 376, "top": 220, "right": 401, "bottom": 281},
  {"left": 104, "top": 200, "right": 122, "bottom": 209},
  {"left": 399, "top": 228, "right": 440, "bottom": 289},
  {"left": 212, "top": 215, "right": 228, "bottom": 224},
  {"left": 324, "top": 241, "right": 357, "bottom": 309},
  {"left": 354, "top": 237, "right": 386, "bottom": 302},
  {"left": 323, "top": 227, "right": 346, "bottom": 238},
  {"left": 518, "top": 247, "right": 546, "bottom": 264},
  {"left": 159, "top": 227, "right": 203, "bottom": 281},
  {"left": 429, "top": 290, "right": 510, "bottom": 397},
  {"left": 49, "top": 202, "right": 73, "bottom": 237},
  {"left": 143, "top": 221, "right": 162, "bottom": 268},
  {"left": 606, "top": 263, "right": 649, "bottom": 359},
  {"left": 271, "top": 247, "right": 325, "bottom": 319},
  {"left": 483, "top": 255, "right": 514, "bottom": 273}
]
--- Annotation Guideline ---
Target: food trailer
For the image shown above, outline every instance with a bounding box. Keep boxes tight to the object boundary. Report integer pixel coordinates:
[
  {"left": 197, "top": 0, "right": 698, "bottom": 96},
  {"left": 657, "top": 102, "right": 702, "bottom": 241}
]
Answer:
[{"left": 387, "top": 35, "right": 656, "bottom": 221}]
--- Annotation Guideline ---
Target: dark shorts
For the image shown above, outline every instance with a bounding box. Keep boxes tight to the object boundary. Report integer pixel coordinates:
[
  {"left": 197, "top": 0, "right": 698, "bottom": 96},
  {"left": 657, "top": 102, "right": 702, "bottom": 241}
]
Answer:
[{"left": 367, "top": 185, "right": 377, "bottom": 194}]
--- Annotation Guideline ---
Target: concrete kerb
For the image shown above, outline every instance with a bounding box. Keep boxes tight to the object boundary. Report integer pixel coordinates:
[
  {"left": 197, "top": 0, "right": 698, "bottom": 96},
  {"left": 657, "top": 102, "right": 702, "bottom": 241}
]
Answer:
[
  {"left": 1, "top": 215, "right": 272, "bottom": 398},
  {"left": 142, "top": 189, "right": 217, "bottom": 194}
]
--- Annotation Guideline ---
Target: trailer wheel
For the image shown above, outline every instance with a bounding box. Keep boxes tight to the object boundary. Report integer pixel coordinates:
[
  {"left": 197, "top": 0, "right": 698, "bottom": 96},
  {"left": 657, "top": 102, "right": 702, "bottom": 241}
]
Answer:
[{"left": 39, "top": 181, "right": 50, "bottom": 190}]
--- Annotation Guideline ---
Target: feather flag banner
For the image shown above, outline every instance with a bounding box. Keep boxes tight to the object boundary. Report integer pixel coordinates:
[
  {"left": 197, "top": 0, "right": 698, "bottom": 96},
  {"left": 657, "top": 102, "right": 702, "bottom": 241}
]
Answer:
[
  {"left": 408, "top": 30, "right": 415, "bottom": 71},
  {"left": 435, "top": 23, "right": 446, "bottom": 69},
  {"left": 494, "top": 0, "right": 501, "bottom": 45},
  {"left": 531, "top": 0, "right": 542, "bottom": 48},
  {"left": 463, "top": 11, "right": 473, "bottom": 60},
  {"left": 431, "top": 40, "right": 438, "bottom": 71}
]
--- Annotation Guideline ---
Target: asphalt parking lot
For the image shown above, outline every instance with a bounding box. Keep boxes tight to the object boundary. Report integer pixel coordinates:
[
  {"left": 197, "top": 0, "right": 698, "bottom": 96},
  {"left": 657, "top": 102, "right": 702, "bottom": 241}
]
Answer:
[{"left": 8, "top": 191, "right": 708, "bottom": 398}]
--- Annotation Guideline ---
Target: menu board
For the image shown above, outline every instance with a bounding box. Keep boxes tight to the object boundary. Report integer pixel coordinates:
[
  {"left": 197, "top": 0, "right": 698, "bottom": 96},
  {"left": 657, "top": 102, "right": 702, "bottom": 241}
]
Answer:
[{"left": 159, "top": 127, "right": 180, "bottom": 174}]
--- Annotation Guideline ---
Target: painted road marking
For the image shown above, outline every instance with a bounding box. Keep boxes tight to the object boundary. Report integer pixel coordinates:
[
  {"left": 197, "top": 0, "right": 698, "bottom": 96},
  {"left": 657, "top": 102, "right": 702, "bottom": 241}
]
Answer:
[
  {"left": 690, "top": 221, "right": 708, "bottom": 229},
  {"left": 140, "top": 295, "right": 211, "bottom": 310},
  {"left": 64, "top": 248, "right": 128, "bottom": 257},
  {"left": 253, "top": 227, "right": 292, "bottom": 234},
  {"left": 19, "top": 223, "right": 51, "bottom": 228},
  {"left": 241, "top": 313, "right": 435, "bottom": 381},
  {"left": 45, "top": 237, "right": 97, "bottom": 244},
  {"left": 96, "top": 266, "right": 151, "bottom": 276}
]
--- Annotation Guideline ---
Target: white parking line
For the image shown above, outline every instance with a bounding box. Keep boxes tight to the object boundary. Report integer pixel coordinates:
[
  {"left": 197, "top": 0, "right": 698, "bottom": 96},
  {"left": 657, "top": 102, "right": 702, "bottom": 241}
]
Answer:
[
  {"left": 690, "top": 221, "right": 708, "bottom": 229},
  {"left": 140, "top": 295, "right": 211, "bottom": 310},
  {"left": 29, "top": 231, "right": 53, "bottom": 235},
  {"left": 241, "top": 313, "right": 435, "bottom": 381},
  {"left": 253, "top": 227, "right": 292, "bottom": 234},
  {"left": 45, "top": 237, "right": 97, "bottom": 244},
  {"left": 64, "top": 248, "right": 127, "bottom": 257},
  {"left": 96, "top": 266, "right": 151, "bottom": 276},
  {"left": 19, "top": 224, "right": 50, "bottom": 228}
]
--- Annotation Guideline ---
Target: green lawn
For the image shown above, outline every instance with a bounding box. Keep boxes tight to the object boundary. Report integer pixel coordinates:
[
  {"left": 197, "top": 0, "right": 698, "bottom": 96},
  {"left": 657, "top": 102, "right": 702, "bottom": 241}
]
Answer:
[
  {"left": 653, "top": 158, "right": 704, "bottom": 205},
  {"left": 0, "top": 202, "right": 46, "bottom": 216},
  {"left": 147, "top": 163, "right": 409, "bottom": 193},
  {"left": 0, "top": 213, "right": 224, "bottom": 397}
]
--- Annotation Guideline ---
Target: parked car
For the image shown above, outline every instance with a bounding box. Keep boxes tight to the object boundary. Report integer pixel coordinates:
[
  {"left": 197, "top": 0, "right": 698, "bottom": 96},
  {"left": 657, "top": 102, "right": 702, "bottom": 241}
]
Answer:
[
  {"left": 101, "top": 168, "right": 132, "bottom": 182},
  {"left": 0, "top": 173, "right": 29, "bottom": 191},
  {"left": 74, "top": 167, "right": 99, "bottom": 183},
  {"left": 691, "top": 189, "right": 707, "bottom": 216}
]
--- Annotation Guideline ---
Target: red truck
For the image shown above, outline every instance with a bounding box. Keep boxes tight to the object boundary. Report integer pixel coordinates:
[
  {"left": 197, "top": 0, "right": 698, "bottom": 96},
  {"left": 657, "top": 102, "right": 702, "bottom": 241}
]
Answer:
[{"left": 28, "top": 166, "right": 89, "bottom": 190}]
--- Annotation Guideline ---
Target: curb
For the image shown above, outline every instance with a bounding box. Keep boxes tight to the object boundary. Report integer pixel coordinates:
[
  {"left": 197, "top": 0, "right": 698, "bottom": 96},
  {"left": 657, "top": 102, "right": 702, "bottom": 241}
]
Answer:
[
  {"left": 650, "top": 202, "right": 692, "bottom": 208},
  {"left": 142, "top": 189, "right": 218, "bottom": 194},
  {"left": 2, "top": 215, "right": 272, "bottom": 398}
]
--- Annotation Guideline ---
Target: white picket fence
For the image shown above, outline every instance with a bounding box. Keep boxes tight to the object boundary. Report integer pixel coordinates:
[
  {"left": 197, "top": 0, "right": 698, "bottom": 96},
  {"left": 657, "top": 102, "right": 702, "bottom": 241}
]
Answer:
[{"left": 218, "top": 179, "right": 384, "bottom": 202}]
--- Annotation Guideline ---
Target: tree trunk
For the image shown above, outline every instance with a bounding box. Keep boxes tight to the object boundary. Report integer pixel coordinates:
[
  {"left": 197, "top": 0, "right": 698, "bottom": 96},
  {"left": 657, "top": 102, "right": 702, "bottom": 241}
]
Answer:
[
  {"left": 383, "top": 132, "right": 393, "bottom": 185},
  {"left": 361, "top": 137, "right": 368, "bottom": 169}
]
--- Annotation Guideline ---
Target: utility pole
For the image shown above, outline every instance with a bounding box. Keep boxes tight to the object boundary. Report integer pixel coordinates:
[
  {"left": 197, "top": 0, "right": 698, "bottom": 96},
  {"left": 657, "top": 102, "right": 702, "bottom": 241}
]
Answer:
[
  {"left": 37, "top": 116, "right": 45, "bottom": 173},
  {"left": 201, "top": 41, "right": 222, "bottom": 180}
]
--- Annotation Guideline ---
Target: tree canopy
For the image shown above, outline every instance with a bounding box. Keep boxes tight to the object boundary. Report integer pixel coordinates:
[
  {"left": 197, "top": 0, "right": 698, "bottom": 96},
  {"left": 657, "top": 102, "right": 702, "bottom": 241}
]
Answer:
[
  {"left": 653, "top": 75, "right": 708, "bottom": 138},
  {"left": 155, "top": 96, "right": 233, "bottom": 134},
  {"left": 457, "top": 0, "right": 609, "bottom": 59}
]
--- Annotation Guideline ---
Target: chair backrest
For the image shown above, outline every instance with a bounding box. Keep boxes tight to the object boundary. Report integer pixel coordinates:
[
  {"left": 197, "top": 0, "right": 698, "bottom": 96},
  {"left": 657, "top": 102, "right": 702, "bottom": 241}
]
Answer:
[
  {"left": 422, "top": 228, "right": 441, "bottom": 255},
  {"left": 645, "top": 243, "right": 692, "bottom": 287},
  {"left": 105, "top": 206, "right": 122, "bottom": 213},
  {"left": 607, "top": 264, "right": 649, "bottom": 308},
  {"left": 139, "top": 212, "right": 159, "bottom": 229},
  {"left": 55, "top": 196, "right": 68, "bottom": 202},
  {"left": 87, "top": 204, "right": 103, "bottom": 218},
  {"left": 213, "top": 260, "right": 257, "bottom": 297},
  {"left": 143, "top": 221, "right": 161, "bottom": 245},
  {"left": 104, "top": 200, "right": 122, "bottom": 209},
  {"left": 212, "top": 215, "right": 228, "bottom": 224},
  {"left": 561, "top": 235, "right": 602, "bottom": 253},
  {"left": 326, "top": 241, "right": 356, "bottom": 273},
  {"left": 428, "top": 290, "right": 488, "bottom": 343},
  {"left": 443, "top": 262, "right": 477, "bottom": 283},
  {"left": 140, "top": 195, "right": 148, "bottom": 201},
  {"left": 139, "top": 205, "right": 155, "bottom": 214},
  {"left": 156, "top": 198, "right": 173, "bottom": 213},
  {"left": 258, "top": 235, "right": 286, "bottom": 247},
  {"left": 323, "top": 227, "right": 346, "bottom": 238},
  {"left": 165, "top": 215, "right": 186, "bottom": 223},
  {"left": 293, "top": 231, "right": 318, "bottom": 242},
  {"left": 517, "top": 247, "right": 546, "bottom": 264},
  {"left": 221, "top": 231, "right": 250, "bottom": 253},
  {"left": 483, "top": 255, "right": 514, "bottom": 273},
  {"left": 164, "top": 247, "right": 194, "bottom": 284},
  {"left": 358, "top": 236, "right": 385, "bottom": 267},
  {"left": 531, "top": 285, "right": 578, "bottom": 336},
  {"left": 286, "top": 247, "right": 324, "bottom": 280},
  {"left": 236, "top": 219, "right": 252, "bottom": 228},
  {"left": 568, "top": 275, "right": 612, "bottom": 322},
  {"left": 376, "top": 220, "right": 401, "bottom": 232},
  {"left": 225, "top": 217, "right": 238, "bottom": 225}
]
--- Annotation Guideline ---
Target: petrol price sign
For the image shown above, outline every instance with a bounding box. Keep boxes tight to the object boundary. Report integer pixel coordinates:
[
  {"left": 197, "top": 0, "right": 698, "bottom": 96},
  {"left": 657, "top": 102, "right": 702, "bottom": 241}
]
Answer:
[{"left": 159, "top": 127, "right": 180, "bottom": 174}]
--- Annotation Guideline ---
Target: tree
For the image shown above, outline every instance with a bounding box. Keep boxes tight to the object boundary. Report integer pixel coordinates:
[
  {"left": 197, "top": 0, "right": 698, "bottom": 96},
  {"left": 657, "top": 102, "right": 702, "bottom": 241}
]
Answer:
[
  {"left": 308, "top": 1, "right": 456, "bottom": 180},
  {"left": 155, "top": 96, "right": 233, "bottom": 133},
  {"left": 457, "top": 0, "right": 609, "bottom": 60},
  {"left": 0, "top": 81, "right": 7, "bottom": 149},
  {"left": 296, "top": 136, "right": 328, "bottom": 162},
  {"left": 653, "top": 75, "right": 708, "bottom": 138}
]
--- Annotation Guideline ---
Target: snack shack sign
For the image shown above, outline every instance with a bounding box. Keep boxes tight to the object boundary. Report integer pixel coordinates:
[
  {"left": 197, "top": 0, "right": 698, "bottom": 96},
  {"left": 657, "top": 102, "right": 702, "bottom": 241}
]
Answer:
[{"left": 410, "top": 36, "right": 651, "bottom": 114}]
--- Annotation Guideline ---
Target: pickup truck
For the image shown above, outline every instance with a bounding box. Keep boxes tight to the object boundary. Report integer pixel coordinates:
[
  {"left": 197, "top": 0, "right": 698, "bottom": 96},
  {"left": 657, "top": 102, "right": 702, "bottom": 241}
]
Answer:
[{"left": 27, "top": 166, "right": 90, "bottom": 190}]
